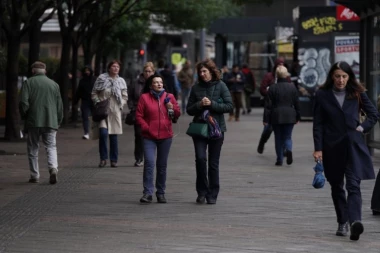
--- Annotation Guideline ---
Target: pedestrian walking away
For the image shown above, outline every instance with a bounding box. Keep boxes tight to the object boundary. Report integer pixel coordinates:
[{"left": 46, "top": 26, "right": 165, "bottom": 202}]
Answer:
[
  {"left": 313, "top": 61, "right": 379, "bottom": 241},
  {"left": 178, "top": 60, "right": 194, "bottom": 113},
  {"left": 224, "top": 64, "right": 245, "bottom": 122},
  {"left": 136, "top": 74, "right": 180, "bottom": 204},
  {"left": 92, "top": 60, "right": 128, "bottom": 168},
  {"left": 74, "top": 66, "right": 96, "bottom": 140},
  {"left": 128, "top": 62, "right": 155, "bottom": 167},
  {"left": 263, "top": 65, "right": 300, "bottom": 166},
  {"left": 187, "top": 59, "right": 233, "bottom": 205},
  {"left": 19, "top": 61, "right": 63, "bottom": 184}
]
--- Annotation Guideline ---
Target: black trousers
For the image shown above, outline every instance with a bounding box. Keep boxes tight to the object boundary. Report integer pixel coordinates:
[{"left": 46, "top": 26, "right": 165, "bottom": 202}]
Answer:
[
  {"left": 134, "top": 124, "right": 144, "bottom": 162},
  {"left": 192, "top": 135, "right": 224, "bottom": 200},
  {"left": 371, "top": 169, "right": 380, "bottom": 211},
  {"left": 329, "top": 166, "right": 362, "bottom": 224}
]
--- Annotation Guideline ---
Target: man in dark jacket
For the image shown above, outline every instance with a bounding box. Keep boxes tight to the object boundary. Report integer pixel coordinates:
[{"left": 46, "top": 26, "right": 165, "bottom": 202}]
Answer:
[
  {"left": 19, "top": 61, "right": 63, "bottom": 184},
  {"left": 75, "top": 66, "right": 96, "bottom": 139},
  {"left": 241, "top": 64, "right": 256, "bottom": 114},
  {"left": 160, "top": 64, "right": 178, "bottom": 100},
  {"left": 224, "top": 64, "right": 245, "bottom": 121}
]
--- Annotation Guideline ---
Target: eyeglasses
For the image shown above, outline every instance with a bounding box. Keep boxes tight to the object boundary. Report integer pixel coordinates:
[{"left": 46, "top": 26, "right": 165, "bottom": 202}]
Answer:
[{"left": 144, "top": 70, "right": 153, "bottom": 73}]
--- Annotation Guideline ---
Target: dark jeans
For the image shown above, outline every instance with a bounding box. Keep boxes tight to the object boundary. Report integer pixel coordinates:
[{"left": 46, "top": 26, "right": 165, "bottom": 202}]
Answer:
[
  {"left": 371, "top": 169, "right": 380, "bottom": 211},
  {"left": 192, "top": 135, "right": 224, "bottom": 200},
  {"left": 229, "top": 91, "right": 243, "bottom": 119},
  {"left": 99, "top": 128, "right": 118, "bottom": 162},
  {"left": 259, "top": 124, "right": 273, "bottom": 144},
  {"left": 81, "top": 100, "right": 93, "bottom": 135},
  {"left": 330, "top": 166, "right": 362, "bottom": 224},
  {"left": 181, "top": 87, "right": 191, "bottom": 113},
  {"left": 143, "top": 138, "right": 172, "bottom": 196},
  {"left": 272, "top": 124, "right": 294, "bottom": 162},
  {"left": 134, "top": 124, "right": 144, "bottom": 162}
]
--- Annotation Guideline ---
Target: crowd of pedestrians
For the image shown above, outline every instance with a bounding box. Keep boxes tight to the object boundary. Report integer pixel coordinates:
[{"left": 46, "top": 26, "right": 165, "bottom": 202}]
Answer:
[{"left": 18, "top": 58, "right": 380, "bottom": 242}]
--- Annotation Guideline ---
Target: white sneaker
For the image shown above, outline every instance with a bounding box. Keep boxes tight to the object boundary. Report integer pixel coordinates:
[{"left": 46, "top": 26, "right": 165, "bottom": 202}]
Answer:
[{"left": 82, "top": 134, "right": 89, "bottom": 140}]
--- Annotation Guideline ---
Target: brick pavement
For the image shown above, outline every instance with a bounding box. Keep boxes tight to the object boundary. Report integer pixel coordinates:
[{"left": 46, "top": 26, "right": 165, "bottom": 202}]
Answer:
[{"left": 0, "top": 109, "right": 380, "bottom": 253}]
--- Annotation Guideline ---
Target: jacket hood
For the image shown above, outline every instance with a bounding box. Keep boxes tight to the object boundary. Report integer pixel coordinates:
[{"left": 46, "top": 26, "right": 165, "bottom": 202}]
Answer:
[
  {"left": 241, "top": 68, "right": 251, "bottom": 75},
  {"left": 82, "top": 66, "right": 94, "bottom": 77},
  {"left": 272, "top": 58, "right": 285, "bottom": 73}
]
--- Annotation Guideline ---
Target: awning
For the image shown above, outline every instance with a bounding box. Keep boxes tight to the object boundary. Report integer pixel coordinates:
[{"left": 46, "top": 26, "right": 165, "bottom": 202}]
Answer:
[{"left": 333, "top": 0, "right": 380, "bottom": 16}]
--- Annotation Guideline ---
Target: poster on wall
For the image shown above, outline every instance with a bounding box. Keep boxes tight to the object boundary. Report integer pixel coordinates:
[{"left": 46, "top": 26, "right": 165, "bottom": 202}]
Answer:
[{"left": 334, "top": 35, "right": 359, "bottom": 79}]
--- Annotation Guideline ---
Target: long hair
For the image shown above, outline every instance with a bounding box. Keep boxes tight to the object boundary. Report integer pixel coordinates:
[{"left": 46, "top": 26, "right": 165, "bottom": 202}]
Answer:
[
  {"left": 142, "top": 73, "right": 164, "bottom": 93},
  {"left": 196, "top": 59, "right": 221, "bottom": 83},
  {"left": 320, "top": 61, "right": 364, "bottom": 99}
]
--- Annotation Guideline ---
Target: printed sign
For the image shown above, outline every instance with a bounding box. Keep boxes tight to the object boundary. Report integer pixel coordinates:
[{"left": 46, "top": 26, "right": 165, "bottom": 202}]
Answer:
[
  {"left": 334, "top": 36, "right": 360, "bottom": 79},
  {"left": 336, "top": 5, "right": 360, "bottom": 21}
]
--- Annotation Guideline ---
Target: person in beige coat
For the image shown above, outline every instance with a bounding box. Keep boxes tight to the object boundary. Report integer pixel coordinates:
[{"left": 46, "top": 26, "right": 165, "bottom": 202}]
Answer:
[{"left": 92, "top": 60, "right": 128, "bottom": 168}]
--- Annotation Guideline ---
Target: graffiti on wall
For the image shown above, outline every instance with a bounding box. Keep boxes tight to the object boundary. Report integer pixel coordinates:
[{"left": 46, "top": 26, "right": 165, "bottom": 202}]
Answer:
[
  {"left": 301, "top": 16, "right": 343, "bottom": 36},
  {"left": 298, "top": 48, "right": 331, "bottom": 88}
]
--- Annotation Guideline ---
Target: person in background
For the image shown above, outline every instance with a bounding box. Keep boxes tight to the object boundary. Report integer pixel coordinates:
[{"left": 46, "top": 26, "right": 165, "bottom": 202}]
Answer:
[
  {"left": 241, "top": 63, "right": 256, "bottom": 115},
  {"left": 128, "top": 62, "right": 155, "bottom": 167},
  {"left": 257, "top": 58, "right": 286, "bottom": 154},
  {"left": 136, "top": 74, "right": 180, "bottom": 204},
  {"left": 177, "top": 60, "right": 194, "bottom": 113},
  {"left": 313, "top": 61, "right": 379, "bottom": 241},
  {"left": 19, "top": 61, "right": 63, "bottom": 184},
  {"left": 263, "top": 66, "right": 300, "bottom": 166},
  {"left": 74, "top": 66, "right": 96, "bottom": 140},
  {"left": 224, "top": 64, "right": 245, "bottom": 122},
  {"left": 160, "top": 64, "right": 178, "bottom": 100},
  {"left": 187, "top": 59, "right": 233, "bottom": 204},
  {"left": 92, "top": 60, "right": 128, "bottom": 168}
]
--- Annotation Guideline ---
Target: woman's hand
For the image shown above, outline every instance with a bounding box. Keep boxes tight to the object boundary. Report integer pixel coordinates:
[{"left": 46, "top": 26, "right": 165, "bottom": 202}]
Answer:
[
  {"left": 313, "top": 151, "right": 323, "bottom": 162},
  {"left": 201, "top": 97, "right": 211, "bottom": 106},
  {"left": 166, "top": 102, "right": 173, "bottom": 109}
]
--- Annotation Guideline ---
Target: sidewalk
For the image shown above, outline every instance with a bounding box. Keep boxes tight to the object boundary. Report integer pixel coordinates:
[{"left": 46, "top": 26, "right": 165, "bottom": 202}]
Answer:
[{"left": 0, "top": 110, "right": 380, "bottom": 253}]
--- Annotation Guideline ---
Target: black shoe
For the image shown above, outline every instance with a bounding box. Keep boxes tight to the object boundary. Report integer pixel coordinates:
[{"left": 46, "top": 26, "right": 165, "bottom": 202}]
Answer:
[
  {"left": 257, "top": 142, "right": 264, "bottom": 154},
  {"left": 336, "top": 222, "right": 349, "bottom": 236},
  {"left": 111, "top": 162, "right": 118, "bottom": 168},
  {"left": 140, "top": 194, "right": 152, "bottom": 203},
  {"left": 206, "top": 198, "right": 216, "bottom": 204},
  {"left": 134, "top": 160, "right": 144, "bottom": 167},
  {"left": 373, "top": 209, "right": 380, "bottom": 215},
  {"left": 196, "top": 195, "right": 206, "bottom": 204},
  {"left": 275, "top": 161, "right": 283, "bottom": 166},
  {"left": 247, "top": 109, "right": 251, "bottom": 114},
  {"left": 99, "top": 160, "right": 106, "bottom": 168},
  {"left": 350, "top": 221, "right": 364, "bottom": 241},
  {"left": 28, "top": 178, "right": 39, "bottom": 183},
  {"left": 49, "top": 169, "right": 58, "bottom": 185},
  {"left": 242, "top": 110, "right": 246, "bottom": 115},
  {"left": 285, "top": 150, "right": 293, "bottom": 165},
  {"left": 156, "top": 194, "right": 167, "bottom": 203}
]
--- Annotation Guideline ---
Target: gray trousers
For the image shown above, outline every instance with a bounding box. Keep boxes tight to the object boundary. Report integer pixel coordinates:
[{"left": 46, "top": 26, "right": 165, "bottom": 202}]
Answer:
[{"left": 27, "top": 127, "right": 58, "bottom": 179}]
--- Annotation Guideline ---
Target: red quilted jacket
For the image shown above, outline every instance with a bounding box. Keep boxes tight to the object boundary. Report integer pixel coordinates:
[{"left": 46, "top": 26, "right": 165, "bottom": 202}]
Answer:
[{"left": 136, "top": 92, "right": 180, "bottom": 140}]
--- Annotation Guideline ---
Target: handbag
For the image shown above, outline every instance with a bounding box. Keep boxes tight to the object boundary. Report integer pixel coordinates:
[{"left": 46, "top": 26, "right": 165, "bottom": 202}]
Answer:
[
  {"left": 186, "top": 122, "right": 209, "bottom": 139},
  {"left": 124, "top": 110, "right": 136, "bottom": 125},
  {"left": 312, "top": 159, "right": 325, "bottom": 189},
  {"left": 357, "top": 94, "right": 367, "bottom": 123},
  {"left": 92, "top": 98, "right": 110, "bottom": 122}
]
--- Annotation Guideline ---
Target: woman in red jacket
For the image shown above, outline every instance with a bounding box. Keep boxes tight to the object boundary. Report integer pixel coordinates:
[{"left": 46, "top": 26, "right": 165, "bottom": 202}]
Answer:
[{"left": 136, "top": 74, "right": 180, "bottom": 204}]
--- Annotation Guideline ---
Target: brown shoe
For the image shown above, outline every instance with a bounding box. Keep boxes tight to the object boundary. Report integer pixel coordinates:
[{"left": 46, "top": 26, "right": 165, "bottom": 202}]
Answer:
[
  {"left": 111, "top": 162, "right": 118, "bottom": 168},
  {"left": 99, "top": 160, "right": 106, "bottom": 168},
  {"left": 228, "top": 115, "right": 233, "bottom": 122}
]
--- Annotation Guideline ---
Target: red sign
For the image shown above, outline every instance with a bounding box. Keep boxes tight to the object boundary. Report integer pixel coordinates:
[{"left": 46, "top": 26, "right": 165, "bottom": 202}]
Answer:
[{"left": 336, "top": 5, "right": 360, "bottom": 21}]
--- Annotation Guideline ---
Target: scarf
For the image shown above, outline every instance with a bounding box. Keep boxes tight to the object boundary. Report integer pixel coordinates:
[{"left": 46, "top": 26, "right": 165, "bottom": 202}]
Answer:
[
  {"left": 93, "top": 73, "right": 127, "bottom": 105},
  {"left": 202, "top": 110, "right": 222, "bottom": 139},
  {"left": 150, "top": 89, "right": 165, "bottom": 99}
]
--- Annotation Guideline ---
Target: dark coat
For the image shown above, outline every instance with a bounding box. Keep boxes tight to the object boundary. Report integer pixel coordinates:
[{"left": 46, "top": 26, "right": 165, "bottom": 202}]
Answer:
[
  {"left": 127, "top": 73, "right": 145, "bottom": 110},
  {"left": 160, "top": 69, "right": 178, "bottom": 99},
  {"left": 186, "top": 79, "right": 233, "bottom": 132},
  {"left": 264, "top": 80, "right": 300, "bottom": 124},
  {"left": 313, "top": 89, "right": 379, "bottom": 182}
]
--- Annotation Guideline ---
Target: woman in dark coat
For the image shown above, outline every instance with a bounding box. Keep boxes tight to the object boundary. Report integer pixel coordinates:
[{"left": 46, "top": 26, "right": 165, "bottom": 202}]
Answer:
[
  {"left": 264, "top": 65, "right": 300, "bottom": 166},
  {"left": 186, "top": 59, "right": 233, "bottom": 205},
  {"left": 313, "top": 61, "right": 379, "bottom": 241}
]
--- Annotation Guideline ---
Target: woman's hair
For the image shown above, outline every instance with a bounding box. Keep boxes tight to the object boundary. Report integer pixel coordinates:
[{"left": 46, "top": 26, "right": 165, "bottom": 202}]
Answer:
[
  {"left": 276, "top": 65, "right": 289, "bottom": 79},
  {"left": 320, "top": 61, "right": 364, "bottom": 98},
  {"left": 143, "top": 61, "right": 155, "bottom": 72},
  {"left": 196, "top": 59, "right": 221, "bottom": 82},
  {"left": 107, "top": 60, "right": 122, "bottom": 72},
  {"left": 142, "top": 73, "right": 164, "bottom": 93}
]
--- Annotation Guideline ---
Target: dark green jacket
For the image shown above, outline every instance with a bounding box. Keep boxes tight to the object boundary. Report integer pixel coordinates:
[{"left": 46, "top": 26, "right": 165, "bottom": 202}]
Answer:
[
  {"left": 186, "top": 80, "right": 233, "bottom": 132},
  {"left": 19, "top": 74, "right": 63, "bottom": 130}
]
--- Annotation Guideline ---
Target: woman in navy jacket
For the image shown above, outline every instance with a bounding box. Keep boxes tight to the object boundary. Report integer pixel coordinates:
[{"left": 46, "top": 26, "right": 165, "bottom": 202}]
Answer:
[{"left": 313, "top": 61, "right": 379, "bottom": 241}]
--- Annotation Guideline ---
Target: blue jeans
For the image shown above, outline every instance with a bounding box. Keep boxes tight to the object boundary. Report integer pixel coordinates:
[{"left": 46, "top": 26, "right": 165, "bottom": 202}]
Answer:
[
  {"left": 99, "top": 128, "right": 118, "bottom": 162},
  {"left": 272, "top": 124, "right": 294, "bottom": 162},
  {"left": 181, "top": 87, "right": 191, "bottom": 113},
  {"left": 192, "top": 135, "right": 224, "bottom": 200},
  {"left": 143, "top": 138, "right": 173, "bottom": 196},
  {"left": 81, "top": 100, "right": 92, "bottom": 135},
  {"left": 330, "top": 166, "right": 362, "bottom": 224}
]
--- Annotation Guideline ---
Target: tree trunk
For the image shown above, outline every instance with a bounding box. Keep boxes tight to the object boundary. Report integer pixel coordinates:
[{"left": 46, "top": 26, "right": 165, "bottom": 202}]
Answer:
[
  {"left": 4, "top": 35, "right": 21, "bottom": 140},
  {"left": 102, "top": 55, "right": 107, "bottom": 74},
  {"left": 58, "top": 34, "right": 71, "bottom": 125},
  {"left": 82, "top": 39, "right": 94, "bottom": 67},
  {"left": 94, "top": 47, "right": 103, "bottom": 76},
  {"left": 28, "top": 21, "right": 43, "bottom": 77},
  {"left": 71, "top": 41, "right": 78, "bottom": 122}
]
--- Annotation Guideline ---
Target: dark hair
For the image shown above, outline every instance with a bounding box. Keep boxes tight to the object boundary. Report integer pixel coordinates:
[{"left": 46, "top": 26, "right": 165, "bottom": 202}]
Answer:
[
  {"left": 196, "top": 59, "right": 221, "bottom": 82},
  {"left": 232, "top": 64, "right": 239, "bottom": 69},
  {"left": 107, "top": 60, "right": 122, "bottom": 72},
  {"left": 142, "top": 73, "right": 164, "bottom": 93},
  {"left": 320, "top": 61, "right": 364, "bottom": 99}
]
